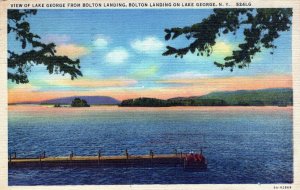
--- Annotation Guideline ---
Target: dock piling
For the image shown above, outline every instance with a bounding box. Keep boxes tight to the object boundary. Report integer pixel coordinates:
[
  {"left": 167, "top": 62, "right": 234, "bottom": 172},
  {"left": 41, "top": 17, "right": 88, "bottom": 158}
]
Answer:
[
  {"left": 70, "top": 151, "right": 74, "bottom": 160},
  {"left": 150, "top": 150, "right": 154, "bottom": 159},
  {"left": 125, "top": 149, "right": 129, "bottom": 159},
  {"left": 98, "top": 150, "right": 101, "bottom": 165},
  {"left": 39, "top": 154, "right": 42, "bottom": 167}
]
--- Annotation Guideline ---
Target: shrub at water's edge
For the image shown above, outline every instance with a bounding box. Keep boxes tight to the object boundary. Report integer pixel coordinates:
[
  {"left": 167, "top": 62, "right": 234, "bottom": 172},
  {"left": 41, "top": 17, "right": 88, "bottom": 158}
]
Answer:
[
  {"left": 119, "top": 97, "right": 229, "bottom": 107},
  {"left": 120, "top": 98, "right": 171, "bottom": 107},
  {"left": 71, "top": 98, "right": 90, "bottom": 107}
]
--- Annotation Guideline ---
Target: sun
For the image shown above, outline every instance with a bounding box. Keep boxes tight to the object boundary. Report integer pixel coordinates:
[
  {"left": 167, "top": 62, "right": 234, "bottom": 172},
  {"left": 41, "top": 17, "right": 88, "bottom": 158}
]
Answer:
[{"left": 212, "top": 41, "right": 233, "bottom": 57}]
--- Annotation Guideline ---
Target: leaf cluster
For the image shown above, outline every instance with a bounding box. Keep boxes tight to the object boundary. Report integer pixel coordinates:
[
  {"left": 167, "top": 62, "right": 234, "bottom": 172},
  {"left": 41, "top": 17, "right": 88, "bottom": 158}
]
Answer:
[
  {"left": 8, "top": 10, "right": 82, "bottom": 84},
  {"left": 163, "top": 8, "right": 292, "bottom": 71}
]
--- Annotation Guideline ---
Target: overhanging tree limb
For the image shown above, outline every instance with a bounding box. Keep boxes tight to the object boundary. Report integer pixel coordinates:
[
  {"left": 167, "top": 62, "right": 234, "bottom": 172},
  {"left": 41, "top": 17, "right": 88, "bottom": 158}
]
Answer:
[
  {"left": 8, "top": 9, "right": 82, "bottom": 84},
  {"left": 163, "top": 8, "right": 292, "bottom": 71}
]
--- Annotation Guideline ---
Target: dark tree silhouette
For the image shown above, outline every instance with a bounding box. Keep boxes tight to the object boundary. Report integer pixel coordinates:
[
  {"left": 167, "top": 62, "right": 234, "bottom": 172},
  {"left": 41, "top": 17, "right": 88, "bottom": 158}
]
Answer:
[
  {"left": 163, "top": 8, "right": 292, "bottom": 71},
  {"left": 71, "top": 98, "right": 90, "bottom": 107},
  {"left": 8, "top": 10, "right": 82, "bottom": 84}
]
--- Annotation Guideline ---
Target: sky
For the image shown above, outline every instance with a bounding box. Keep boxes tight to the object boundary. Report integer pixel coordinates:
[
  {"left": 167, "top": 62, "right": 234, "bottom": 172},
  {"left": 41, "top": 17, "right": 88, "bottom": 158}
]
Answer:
[{"left": 8, "top": 9, "right": 292, "bottom": 103}]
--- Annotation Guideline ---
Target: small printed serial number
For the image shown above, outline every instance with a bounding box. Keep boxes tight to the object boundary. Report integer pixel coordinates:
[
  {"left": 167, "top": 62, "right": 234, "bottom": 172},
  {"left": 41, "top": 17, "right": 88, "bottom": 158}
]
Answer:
[
  {"left": 274, "top": 186, "right": 292, "bottom": 189},
  {"left": 236, "top": 2, "right": 252, "bottom": 6}
]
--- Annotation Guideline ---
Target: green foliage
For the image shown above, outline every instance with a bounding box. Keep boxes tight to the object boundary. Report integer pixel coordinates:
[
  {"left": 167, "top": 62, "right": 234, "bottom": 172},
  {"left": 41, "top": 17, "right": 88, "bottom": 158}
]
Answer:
[
  {"left": 167, "top": 98, "right": 228, "bottom": 106},
  {"left": 200, "top": 88, "right": 293, "bottom": 106},
  {"left": 163, "top": 8, "right": 292, "bottom": 71},
  {"left": 119, "top": 97, "right": 228, "bottom": 107},
  {"left": 119, "top": 88, "right": 293, "bottom": 107},
  {"left": 71, "top": 98, "right": 90, "bottom": 107},
  {"left": 8, "top": 10, "right": 82, "bottom": 84},
  {"left": 120, "top": 98, "right": 171, "bottom": 107}
]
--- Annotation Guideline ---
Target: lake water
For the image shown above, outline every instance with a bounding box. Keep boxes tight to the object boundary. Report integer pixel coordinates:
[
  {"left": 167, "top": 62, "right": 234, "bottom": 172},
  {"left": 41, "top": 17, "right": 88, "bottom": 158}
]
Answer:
[{"left": 8, "top": 105, "right": 293, "bottom": 185}]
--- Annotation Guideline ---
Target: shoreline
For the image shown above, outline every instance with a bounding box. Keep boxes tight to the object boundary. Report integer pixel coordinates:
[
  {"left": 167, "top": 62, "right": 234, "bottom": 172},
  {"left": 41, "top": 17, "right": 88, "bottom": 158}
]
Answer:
[
  {"left": 8, "top": 104, "right": 293, "bottom": 108},
  {"left": 7, "top": 104, "right": 293, "bottom": 112}
]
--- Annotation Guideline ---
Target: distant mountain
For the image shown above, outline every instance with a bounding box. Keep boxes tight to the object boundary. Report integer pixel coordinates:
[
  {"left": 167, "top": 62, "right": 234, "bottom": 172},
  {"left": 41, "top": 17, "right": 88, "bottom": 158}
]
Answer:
[
  {"left": 41, "top": 96, "right": 120, "bottom": 105},
  {"left": 11, "top": 88, "right": 293, "bottom": 106},
  {"left": 120, "top": 88, "right": 293, "bottom": 107},
  {"left": 199, "top": 88, "right": 293, "bottom": 106}
]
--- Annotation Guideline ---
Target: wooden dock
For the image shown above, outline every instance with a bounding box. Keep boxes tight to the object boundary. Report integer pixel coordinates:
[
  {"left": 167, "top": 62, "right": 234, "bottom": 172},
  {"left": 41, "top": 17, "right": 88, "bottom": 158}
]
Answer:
[{"left": 9, "top": 153, "right": 190, "bottom": 168}]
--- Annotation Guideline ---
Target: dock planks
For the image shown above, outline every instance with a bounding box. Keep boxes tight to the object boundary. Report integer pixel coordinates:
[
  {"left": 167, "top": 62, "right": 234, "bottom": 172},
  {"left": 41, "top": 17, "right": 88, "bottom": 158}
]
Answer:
[{"left": 9, "top": 153, "right": 188, "bottom": 167}]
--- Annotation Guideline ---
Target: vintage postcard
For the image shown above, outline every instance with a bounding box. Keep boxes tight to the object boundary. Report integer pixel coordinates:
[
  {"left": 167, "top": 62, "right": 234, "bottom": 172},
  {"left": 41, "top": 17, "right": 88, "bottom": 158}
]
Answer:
[{"left": 0, "top": 0, "right": 300, "bottom": 189}]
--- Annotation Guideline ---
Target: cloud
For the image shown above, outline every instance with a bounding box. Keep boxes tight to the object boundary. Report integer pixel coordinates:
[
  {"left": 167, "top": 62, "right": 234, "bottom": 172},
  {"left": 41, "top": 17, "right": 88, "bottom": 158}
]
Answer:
[
  {"left": 49, "top": 78, "right": 137, "bottom": 88},
  {"left": 8, "top": 74, "right": 292, "bottom": 103},
  {"left": 93, "top": 35, "right": 109, "bottom": 49},
  {"left": 158, "top": 75, "right": 292, "bottom": 90},
  {"left": 131, "top": 65, "right": 159, "bottom": 79},
  {"left": 105, "top": 47, "right": 129, "bottom": 64},
  {"left": 8, "top": 83, "right": 38, "bottom": 92},
  {"left": 43, "top": 34, "right": 71, "bottom": 45},
  {"left": 8, "top": 84, "right": 40, "bottom": 103},
  {"left": 164, "top": 71, "right": 211, "bottom": 80},
  {"left": 131, "top": 36, "right": 164, "bottom": 54},
  {"left": 8, "top": 76, "right": 139, "bottom": 103},
  {"left": 43, "top": 76, "right": 137, "bottom": 90},
  {"left": 55, "top": 44, "right": 90, "bottom": 59}
]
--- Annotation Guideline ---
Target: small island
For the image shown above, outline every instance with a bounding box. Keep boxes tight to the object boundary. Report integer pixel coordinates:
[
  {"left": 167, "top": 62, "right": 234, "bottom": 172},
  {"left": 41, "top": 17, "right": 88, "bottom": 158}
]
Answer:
[{"left": 71, "top": 98, "right": 90, "bottom": 107}]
